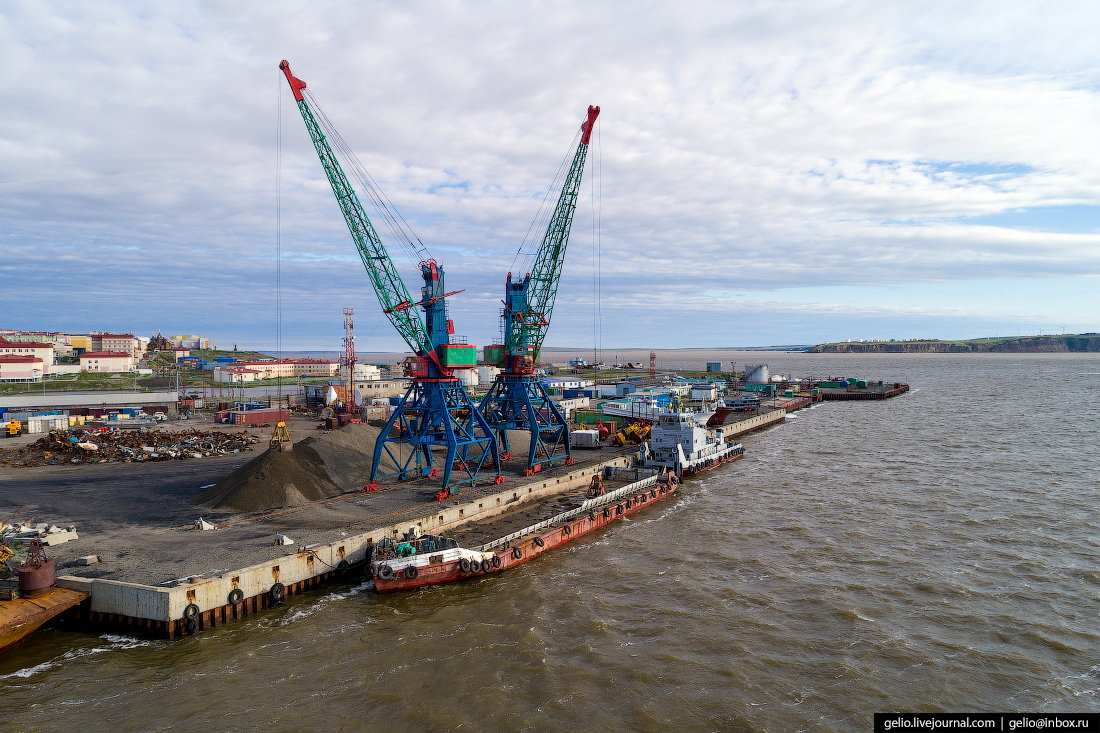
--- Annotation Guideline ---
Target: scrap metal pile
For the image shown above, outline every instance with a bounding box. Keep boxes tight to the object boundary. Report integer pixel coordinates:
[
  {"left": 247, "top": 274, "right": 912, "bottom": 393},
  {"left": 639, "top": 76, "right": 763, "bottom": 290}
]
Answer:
[{"left": 0, "top": 429, "right": 259, "bottom": 467}]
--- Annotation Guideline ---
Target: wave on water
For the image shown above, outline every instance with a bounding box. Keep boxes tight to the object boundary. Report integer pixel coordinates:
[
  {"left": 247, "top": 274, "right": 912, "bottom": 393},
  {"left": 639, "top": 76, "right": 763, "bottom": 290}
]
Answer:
[
  {"left": 275, "top": 580, "right": 375, "bottom": 627},
  {"left": 0, "top": 634, "right": 151, "bottom": 680}
]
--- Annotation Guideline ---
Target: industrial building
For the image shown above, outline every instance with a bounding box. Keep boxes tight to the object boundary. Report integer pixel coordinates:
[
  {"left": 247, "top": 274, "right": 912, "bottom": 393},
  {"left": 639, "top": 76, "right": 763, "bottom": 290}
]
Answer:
[{"left": 542, "top": 376, "right": 594, "bottom": 391}]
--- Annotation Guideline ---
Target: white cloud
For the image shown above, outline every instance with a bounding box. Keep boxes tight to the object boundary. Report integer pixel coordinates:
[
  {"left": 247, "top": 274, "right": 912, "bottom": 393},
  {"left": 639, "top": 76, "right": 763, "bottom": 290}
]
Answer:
[{"left": 2, "top": 0, "right": 1100, "bottom": 348}]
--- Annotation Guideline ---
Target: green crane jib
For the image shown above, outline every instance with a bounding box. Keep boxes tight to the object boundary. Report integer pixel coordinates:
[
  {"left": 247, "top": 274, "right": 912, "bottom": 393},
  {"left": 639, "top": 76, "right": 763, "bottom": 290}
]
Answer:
[
  {"left": 279, "top": 60, "right": 431, "bottom": 357},
  {"left": 492, "top": 105, "right": 601, "bottom": 373}
]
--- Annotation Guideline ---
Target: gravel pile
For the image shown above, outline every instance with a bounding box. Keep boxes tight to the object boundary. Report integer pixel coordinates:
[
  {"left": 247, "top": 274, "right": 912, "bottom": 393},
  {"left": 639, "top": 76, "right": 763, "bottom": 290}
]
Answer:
[
  {"left": 194, "top": 423, "right": 540, "bottom": 514},
  {"left": 196, "top": 441, "right": 341, "bottom": 512}
]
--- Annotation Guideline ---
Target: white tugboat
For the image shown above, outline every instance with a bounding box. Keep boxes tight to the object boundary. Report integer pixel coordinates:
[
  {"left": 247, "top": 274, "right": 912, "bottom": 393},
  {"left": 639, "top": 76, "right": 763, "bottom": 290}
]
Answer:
[{"left": 644, "top": 396, "right": 744, "bottom": 477}]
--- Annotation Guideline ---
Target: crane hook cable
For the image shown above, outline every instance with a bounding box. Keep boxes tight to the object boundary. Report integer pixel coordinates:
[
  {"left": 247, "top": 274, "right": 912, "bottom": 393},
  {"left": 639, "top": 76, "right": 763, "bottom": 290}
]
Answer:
[
  {"left": 305, "top": 89, "right": 430, "bottom": 266},
  {"left": 510, "top": 126, "right": 583, "bottom": 275}
]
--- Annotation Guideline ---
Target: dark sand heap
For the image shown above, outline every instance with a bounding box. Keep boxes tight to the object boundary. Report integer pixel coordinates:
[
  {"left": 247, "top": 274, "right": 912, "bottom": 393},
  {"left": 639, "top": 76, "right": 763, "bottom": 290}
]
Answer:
[
  {"left": 197, "top": 422, "right": 537, "bottom": 513},
  {"left": 199, "top": 423, "right": 391, "bottom": 512}
]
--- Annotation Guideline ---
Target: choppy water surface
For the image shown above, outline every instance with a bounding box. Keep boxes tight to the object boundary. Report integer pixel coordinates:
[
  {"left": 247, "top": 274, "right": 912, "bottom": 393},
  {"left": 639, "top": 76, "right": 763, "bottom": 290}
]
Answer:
[{"left": 3, "top": 354, "right": 1099, "bottom": 732}]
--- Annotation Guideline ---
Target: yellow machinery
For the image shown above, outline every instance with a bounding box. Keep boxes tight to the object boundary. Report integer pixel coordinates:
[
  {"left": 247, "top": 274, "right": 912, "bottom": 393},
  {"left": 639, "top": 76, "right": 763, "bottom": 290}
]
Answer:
[
  {"left": 5, "top": 420, "right": 21, "bottom": 438},
  {"left": 269, "top": 421, "right": 292, "bottom": 452},
  {"left": 610, "top": 421, "right": 649, "bottom": 447}
]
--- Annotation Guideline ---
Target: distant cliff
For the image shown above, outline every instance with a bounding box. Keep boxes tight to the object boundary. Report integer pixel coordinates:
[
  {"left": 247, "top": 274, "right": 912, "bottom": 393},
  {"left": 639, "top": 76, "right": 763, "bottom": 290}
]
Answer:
[{"left": 810, "top": 335, "right": 1100, "bottom": 354}]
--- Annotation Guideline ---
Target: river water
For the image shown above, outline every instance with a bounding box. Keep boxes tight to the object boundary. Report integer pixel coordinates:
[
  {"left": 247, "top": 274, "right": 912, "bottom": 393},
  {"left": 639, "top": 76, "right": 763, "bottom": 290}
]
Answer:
[{"left": 2, "top": 353, "right": 1099, "bottom": 732}]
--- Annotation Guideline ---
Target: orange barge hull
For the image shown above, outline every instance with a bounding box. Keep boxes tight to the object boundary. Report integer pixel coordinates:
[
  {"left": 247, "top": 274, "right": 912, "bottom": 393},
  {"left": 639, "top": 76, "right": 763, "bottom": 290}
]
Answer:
[{"left": 373, "top": 481, "right": 680, "bottom": 594}]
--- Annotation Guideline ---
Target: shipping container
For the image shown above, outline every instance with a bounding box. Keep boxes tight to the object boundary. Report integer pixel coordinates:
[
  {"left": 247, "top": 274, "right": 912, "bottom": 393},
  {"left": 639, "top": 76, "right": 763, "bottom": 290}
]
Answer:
[{"left": 231, "top": 409, "right": 289, "bottom": 426}]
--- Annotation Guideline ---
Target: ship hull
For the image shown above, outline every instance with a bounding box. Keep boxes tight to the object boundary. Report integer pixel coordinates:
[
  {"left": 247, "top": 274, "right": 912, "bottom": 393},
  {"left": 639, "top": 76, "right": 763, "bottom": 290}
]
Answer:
[
  {"left": 372, "top": 481, "right": 679, "bottom": 594},
  {"left": 681, "top": 448, "right": 744, "bottom": 476}
]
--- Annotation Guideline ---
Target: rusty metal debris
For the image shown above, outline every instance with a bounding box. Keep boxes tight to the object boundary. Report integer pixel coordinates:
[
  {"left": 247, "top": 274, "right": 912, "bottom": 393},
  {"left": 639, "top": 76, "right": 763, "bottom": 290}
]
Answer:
[
  {"left": 0, "top": 428, "right": 258, "bottom": 467},
  {"left": 18, "top": 537, "right": 56, "bottom": 596}
]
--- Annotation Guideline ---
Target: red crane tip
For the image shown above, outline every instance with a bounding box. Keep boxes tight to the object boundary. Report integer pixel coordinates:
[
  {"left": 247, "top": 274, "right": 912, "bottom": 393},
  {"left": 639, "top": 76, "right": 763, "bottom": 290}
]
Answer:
[
  {"left": 580, "top": 105, "right": 600, "bottom": 145},
  {"left": 279, "top": 60, "right": 307, "bottom": 101}
]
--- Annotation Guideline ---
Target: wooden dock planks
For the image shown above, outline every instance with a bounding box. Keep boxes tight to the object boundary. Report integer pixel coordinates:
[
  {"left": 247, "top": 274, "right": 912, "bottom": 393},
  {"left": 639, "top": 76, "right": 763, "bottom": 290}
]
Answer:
[{"left": 0, "top": 587, "right": 90, "bottom": 654}]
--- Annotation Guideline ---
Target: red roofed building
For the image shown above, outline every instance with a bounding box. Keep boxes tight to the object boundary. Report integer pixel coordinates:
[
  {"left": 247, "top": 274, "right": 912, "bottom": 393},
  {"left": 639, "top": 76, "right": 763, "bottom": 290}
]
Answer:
[
  {"left": 79, "top": 351, "right": 135, "bottom": 373},
  {"left": 0, "top": 355, "right": 45, "bottom": 382},
  {"left": 0, "top": 337, "right": 55, "bottom": 372},
  {"left": 213, "top": 367, "right": 261, "bottom": 384}
]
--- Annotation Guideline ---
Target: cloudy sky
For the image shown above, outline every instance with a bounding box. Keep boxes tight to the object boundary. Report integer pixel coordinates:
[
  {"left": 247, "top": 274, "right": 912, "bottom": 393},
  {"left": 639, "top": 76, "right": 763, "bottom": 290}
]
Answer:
[{"left": 3, "top": 1, "right": 1100, "bottom": 350}]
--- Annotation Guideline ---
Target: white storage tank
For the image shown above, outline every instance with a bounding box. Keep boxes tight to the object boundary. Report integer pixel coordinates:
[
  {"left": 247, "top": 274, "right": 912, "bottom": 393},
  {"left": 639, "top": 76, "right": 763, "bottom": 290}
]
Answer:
[
  {"left": 745, "top": 364, "right": 769, "bottom": 384},
  {"left": 477, "top": 366, "right": 500, "bottom": 384},
  {"left": 453, "top": 368, "right": 478, "bottom": 387}
]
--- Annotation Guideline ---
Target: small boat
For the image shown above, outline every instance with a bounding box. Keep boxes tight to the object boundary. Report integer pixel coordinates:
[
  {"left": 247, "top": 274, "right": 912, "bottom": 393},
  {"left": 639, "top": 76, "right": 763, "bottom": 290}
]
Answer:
[
  {"left": 644, "top": 406, "right": 744, "bottom": 477},
  {"left": 368, "top": 472, "right": 679, "bottom": 593},
  {"left": 720, "top": 395, "right": 761, "bottom": 412}
]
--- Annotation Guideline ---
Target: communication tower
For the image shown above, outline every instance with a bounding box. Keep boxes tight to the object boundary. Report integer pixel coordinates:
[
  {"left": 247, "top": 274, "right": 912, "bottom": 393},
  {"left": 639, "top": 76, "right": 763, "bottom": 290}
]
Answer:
[{"left": 343, "top": 308, "right": 355, "bottom": 411}]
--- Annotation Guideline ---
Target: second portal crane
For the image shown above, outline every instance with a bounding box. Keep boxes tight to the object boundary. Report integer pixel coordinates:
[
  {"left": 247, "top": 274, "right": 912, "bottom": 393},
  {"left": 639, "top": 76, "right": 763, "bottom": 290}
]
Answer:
[{"left": 479, "top": 105, "right": 600, "bottom": 475}]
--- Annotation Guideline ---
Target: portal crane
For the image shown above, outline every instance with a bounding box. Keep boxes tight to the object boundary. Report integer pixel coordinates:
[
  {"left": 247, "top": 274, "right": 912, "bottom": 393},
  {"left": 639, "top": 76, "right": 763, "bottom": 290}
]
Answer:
[
  {"left": 479, "top": 105, "right": 600, "bottom": 474},
  {"left": 280, "top": 61, "right": 500, "bottom": 490}
]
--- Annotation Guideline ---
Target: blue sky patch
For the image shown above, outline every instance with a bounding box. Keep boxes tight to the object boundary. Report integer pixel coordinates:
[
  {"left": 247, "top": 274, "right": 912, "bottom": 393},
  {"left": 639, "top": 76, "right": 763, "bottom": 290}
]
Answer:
[{"left": 964, "top": 204, "right": 1100, "bottom": 234}]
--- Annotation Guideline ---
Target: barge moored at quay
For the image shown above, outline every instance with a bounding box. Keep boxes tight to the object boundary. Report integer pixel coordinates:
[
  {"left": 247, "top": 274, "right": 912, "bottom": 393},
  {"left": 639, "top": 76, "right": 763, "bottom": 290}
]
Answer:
[{"left": 369, "top": 469, "right": 679, "bottom": 593}]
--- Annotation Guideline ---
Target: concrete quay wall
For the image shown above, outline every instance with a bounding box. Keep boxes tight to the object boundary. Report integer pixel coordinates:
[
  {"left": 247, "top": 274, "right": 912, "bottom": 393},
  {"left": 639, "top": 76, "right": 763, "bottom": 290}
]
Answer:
[
  {"left": 724, "top": 409, "right": 786, "bottom": 439},
  {"left": 56, "top": 454, "right": 636, "bottom": 632}
]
